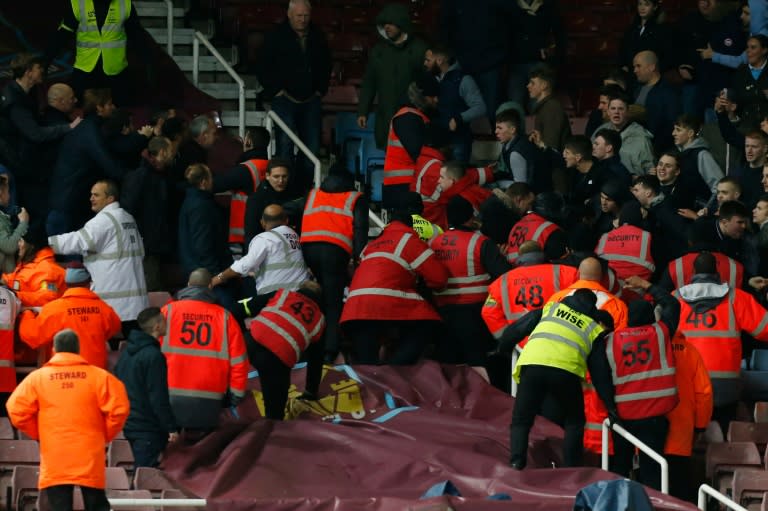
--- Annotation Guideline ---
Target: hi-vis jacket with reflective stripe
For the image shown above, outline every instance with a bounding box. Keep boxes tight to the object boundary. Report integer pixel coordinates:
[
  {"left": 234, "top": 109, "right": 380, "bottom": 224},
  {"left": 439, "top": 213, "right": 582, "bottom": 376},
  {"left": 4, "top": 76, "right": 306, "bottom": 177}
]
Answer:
[
  {"left": 482, "top": 263, "right": 579, "bottom": 339},
  {"left": 667, "top": 251, "right": 743, "bottom": 290},
  {"left": 70, "top": 0, "right": 129, "bottom": 75},
  {"left": 506, "top": 213, "right": 562, "bottom": 263},
  {"left": 161, "top": 299, "right": 248, "bottom": 400},
  {"left": 513, "top": 301, "right": 604, "bottom": 383},
  {"left": 595, "top": 224, "right": 655, "bottom": 281},
  {"left": 250, "top": 289, "right": 325, "bottom": 367},
  {"left": 340, "top": 221, "right": 449, "bottom": 322},
  {"left": 300, "top": 189, "right": 362, "bottom": 255},
  {"left": 0, "top": 286, "right": 19, "bottom": 393},
  {"left": 674, "top": 280, "right": 768, "bottom": 380},
  {"left": 228, "top": 159, "right": 265, "bottom": 244},
  {"left": 606, "top": 322, "right": 678, "bottom": 420},
  {"left": 231, "top": 224, "right": 309, "bottom": 295},
  {"left": 430, "top": 230, "right": 491, "bottom": 306},
  {"left": 49, "top": 202, "right": 148, "bottom": 321},
  {"left": 383, "top": 107, "right": 430, "bottom": 187}
]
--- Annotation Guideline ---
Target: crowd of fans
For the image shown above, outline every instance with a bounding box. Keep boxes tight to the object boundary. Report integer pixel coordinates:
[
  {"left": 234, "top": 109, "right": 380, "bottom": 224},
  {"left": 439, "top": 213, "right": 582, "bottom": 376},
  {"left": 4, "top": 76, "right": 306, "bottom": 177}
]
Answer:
[{"left": 0, "top": 0, "right": 767, "bottom": 504}]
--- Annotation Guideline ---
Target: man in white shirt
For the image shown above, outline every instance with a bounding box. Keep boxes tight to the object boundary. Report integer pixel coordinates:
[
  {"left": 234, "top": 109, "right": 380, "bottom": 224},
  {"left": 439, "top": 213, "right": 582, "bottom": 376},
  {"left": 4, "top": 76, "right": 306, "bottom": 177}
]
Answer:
[
  {"left": 211, "top": 204, "right": 309, "bottom": 295},
  {"left": 48, "top": 180, "right": 149, "bottom": 330}
]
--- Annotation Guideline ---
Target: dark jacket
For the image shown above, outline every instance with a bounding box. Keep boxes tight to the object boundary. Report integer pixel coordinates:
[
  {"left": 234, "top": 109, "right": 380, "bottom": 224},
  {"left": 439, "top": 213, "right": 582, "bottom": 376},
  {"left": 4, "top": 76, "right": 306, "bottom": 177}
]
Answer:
[
  {"left": 619, "top": 14, "right": 672, "bottom": 71},
  {"left": 48, "top": 115, "right": 124, "bottom": 224},
  {"left": 594, "top": 156, "right": 632, "bottom": 189},
  {"left": 508, "top": 0, "right": 566, "bottom": 65},
  {"left": 256, "top": 21, "right": 332, "bottom": 101},
  {"left": 731, "top": 63, "right": 768, "bottom": 131},
  {"left": 114, "top": 329, "right": 177, "bottom": 438},
  {"left": 0, "top": 81, "right": 70, "bottom": 179},
  {"left": 439, "top": 0, "right": 513, "bottom": 73},
  {"left": 178, "top": 187, "right": 231, "bottom": 277},
  {"left": 646, "top": 194, "right": 690, "bottom": 271},
  {"left": 642, "top": 78, "right": 680, "bottom": 154},
  {"left": 122, "top": 155, "right": 172, "bottom": 257}
]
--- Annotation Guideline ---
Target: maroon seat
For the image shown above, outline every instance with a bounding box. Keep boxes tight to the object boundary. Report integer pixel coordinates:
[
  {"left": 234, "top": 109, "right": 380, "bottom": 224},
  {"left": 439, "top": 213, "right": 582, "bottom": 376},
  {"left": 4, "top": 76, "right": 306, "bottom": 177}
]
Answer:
[
  {"left": 107, "top": 489, "right": 154, "bottom": 511},
  {"left": 706, "top": 442, "right": 762, "bottom": 495},
  {"left": 733, "top": 468, "right": 768, "bottom": 510},
  {"left": 761, "top": 491, "right": 768, "bottom": 511},
  {"left": 107, "top": 440, "right": 135, "bottom": 473},
  {"left": 756, "top": 402, "right": 768, "bottom": 423},
  {"left": 0, "top": 440, "right": 40, "bottom": 467},
  {"left": 106, "top": 467, "right": 131, "bottom": 490},
  {"left": 0, "top": 417, "right": 14, "bottom": 440},
  {"left": 10, "top": 465, "right": 39, "bottom": 511},
  {"left": 729, "top": 421, "right": 768, "bottom": 451},
  {"left": 133, "top": 467, "right": 178, "bottom": 497}
]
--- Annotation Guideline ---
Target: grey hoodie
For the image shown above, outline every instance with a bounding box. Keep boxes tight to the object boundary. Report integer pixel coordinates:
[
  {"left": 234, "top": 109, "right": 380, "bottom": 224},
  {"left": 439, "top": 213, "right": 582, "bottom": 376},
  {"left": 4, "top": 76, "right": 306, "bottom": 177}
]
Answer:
[
  {"left": 593, "top": 121, "right": 655, "bottom": 176},
  {"left": 678, "top": 137, "right": 724, "bottom": 209}
]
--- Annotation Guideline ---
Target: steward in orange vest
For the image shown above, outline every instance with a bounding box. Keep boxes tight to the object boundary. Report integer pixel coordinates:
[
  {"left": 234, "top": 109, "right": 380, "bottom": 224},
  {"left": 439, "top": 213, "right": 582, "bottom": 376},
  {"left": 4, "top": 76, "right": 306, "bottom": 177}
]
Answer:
[
  {"left": 341, "top": 212, "right": 449, "bottom": 364},
  {"left": 382, "top": 86, "right": 435, "bottom": 209},
  {"left": 160, "top": 271, "right": 248, "bottom": 431},
  {"left": 223, "top": 158, "right": 266, "bottom": 245},
  {"left": 248, "top": 283, "right": 325, "bottom": 419},
  {"left": 595, "top": 205, "right": 655, "bottom": 283},
  {"left": 673, "top": 252, "right": 768, "bottom": 432},
  {"left": 483, "top": 242, "right": 578, "bottom": 342},
  {"left": 590, "top": 275, "right": 680, "bottom": 491},
  {"left": 661, "top": 249, "right": 744, "bottom": 291},
  {"left": 506, "top": 193, "right": 567, "bottom": 264},
  {"left": 300, "top": 172, "right": 367, "bottom": 392},
  {"left": 429, "top": 196, "right": 510, "bottom": 366}
]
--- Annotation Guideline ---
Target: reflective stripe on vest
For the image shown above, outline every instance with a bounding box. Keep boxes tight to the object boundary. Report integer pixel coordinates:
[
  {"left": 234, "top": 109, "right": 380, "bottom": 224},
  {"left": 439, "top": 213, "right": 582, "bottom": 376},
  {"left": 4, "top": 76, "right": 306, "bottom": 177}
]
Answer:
[
  {"left": 671, "top": 252, "right": 742, "bottom": 289},
  {"left": 300, "top": 189, "right": 360, "bottom": 254},
  {"left": 434, "top": 232, "right": 490, "bottom": 300},
  {"left": 384, "top": 107, "right": 429, "bottom": 186},
  {"left": 527, "top": 304, "right": 601, "bottom": 360},
  {"left": 507, "top": 214, "right": 558, "bottom": 262},
  {"left": 415, "top": 158, "right": 443, "bottom": 202},
  {"left": 255, "top": 230, "right": 307, "bottom": 294},
  {"left": 72, "top": 0, "right": 129, "bottom": 75},
  {"left": 596, "top": 228, "right": 655, "bottom": 272}
]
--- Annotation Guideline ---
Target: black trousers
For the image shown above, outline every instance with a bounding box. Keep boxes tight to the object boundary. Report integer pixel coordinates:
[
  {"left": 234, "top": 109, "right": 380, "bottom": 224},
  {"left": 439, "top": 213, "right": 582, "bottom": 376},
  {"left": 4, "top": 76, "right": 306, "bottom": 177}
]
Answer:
[
  {"left": 437, "top": 303, "right": 494, "bottom": 366},
  {"left": 43, "top": 485, "right": 109, "bottom": 511},
  {"left": 611, "top": 415, "right": 668, "bottom": 491},
  {"left": 302, "top": 243, "right": 349, "bottom": 356},
  {"left": 510, "top": 364, "right": 585, "bottom": 469},
  {"left": 251, "top": 342, "right": 291, "bottom": 420},
  {"left": 666, "top": 454, "right": 694, "bottom": 502},
  {"left": 345, "top": 320, "right": 435, "bottom": 365}
]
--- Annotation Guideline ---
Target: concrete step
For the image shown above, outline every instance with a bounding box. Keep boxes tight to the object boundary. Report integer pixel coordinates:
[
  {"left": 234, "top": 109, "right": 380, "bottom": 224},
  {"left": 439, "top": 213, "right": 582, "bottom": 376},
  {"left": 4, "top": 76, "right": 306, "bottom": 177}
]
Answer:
[
  {"left": 220, "top": 110, "right": 267, "bottom": 129},
  {"left": 197, "top": 83, "right": 259, "bottom": 100},
  {"left": 146, "top": 27, "right": 196, "bottom": 45},
  {"left": 134, "top": 1, "right": 185, "bottom": 17},
  {"left": 175, "top": 55, "right": 230, "bottom": 72}
]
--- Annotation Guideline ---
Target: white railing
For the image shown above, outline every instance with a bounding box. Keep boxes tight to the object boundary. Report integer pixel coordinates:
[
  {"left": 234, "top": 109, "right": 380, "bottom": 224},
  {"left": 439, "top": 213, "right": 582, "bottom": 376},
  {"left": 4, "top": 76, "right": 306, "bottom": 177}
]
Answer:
[
  {"left": 698, "top": 484, "right": 748, "bottom": 511},
  {"left": 109, "top": 498, "right": 206, "bottom": 508},
  {"left": 164, "top": 0, "right": 174, "bottom": 56},
  {"left": 192, "top": 31, "right": 246, "bottom": 139},
  {"left": 601, "top": 418, "right": 669, "bottom": 494}
]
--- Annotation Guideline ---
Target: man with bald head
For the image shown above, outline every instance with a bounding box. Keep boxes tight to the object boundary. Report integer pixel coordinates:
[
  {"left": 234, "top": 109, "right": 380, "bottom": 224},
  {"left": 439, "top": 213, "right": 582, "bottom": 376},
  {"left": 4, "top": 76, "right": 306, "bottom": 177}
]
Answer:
[
  {"left": 633, "top": 50, "right": 680, "bottom": 153},
  {"left": 212, "top": 203, "right": 309, "bottom": 296}
]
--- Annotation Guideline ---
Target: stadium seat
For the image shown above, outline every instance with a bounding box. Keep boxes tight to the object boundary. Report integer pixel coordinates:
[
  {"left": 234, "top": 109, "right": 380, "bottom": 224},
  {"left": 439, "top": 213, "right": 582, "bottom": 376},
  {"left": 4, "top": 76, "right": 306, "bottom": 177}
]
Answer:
[
  {"left": 10, "top": 465, "right": 39, "bottom": 511},
  {"left": 107, "top": 439, "right": 135, "bottom": 472},
  {"left": 756, "top": 402, "right": 768, "bottom": 423},
  {"left": 107, "top": 489, "right": 154, "bottom": 511},
  {"left": 133, "top": 467, "right": 178, "bottom": 497},
  {"left": 733, "top": 468, "right": 768, "bottom": 510},
  {"left": 705, "top": 441, "right": 762, "bottom": 494},
  {"left": 357, "top": 133, "right": 385, "bottom": 201},
  {"left": 0, "top": 417, "right": 14, "bottom": 440},
  {"left": 106, "top": 467, "right": 131, "bottom": 490},
  {"left": 762, "top": 491, "right": 768, "bottom": 511},
  {"left": 0, "top": 440, "right": 40, "bottom": 468},
  {"left": 728, "top": 422, "right": 768, "bottom": 450}
]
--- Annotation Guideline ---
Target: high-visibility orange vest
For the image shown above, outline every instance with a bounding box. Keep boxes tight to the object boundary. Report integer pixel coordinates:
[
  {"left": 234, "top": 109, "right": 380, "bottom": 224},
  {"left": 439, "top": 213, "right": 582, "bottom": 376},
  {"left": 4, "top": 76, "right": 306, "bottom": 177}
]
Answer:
[
  {"left": 606, "top": 322, "right": 678, "bottom": 420},
  {"left": 383, "top": 107, "right": 429, "bottom": 187},
  {"left": 430, "top": 230, "right": 491, "bottom": 306},
  {"left": 249, "top": 289, "right": 326, "bottom": 367},
  {"left": 482, "top": 263, "right": 579, "bottom": 339},
  {"left": 668, "top": 251, "right": 743, "bottom": 290},
  {"left": 161, "top": 299, "right": 248, "bottom": 400},
  {"left": 595, "top": 225, "right": 655, "bottom": 281},
  {"left": 0, "top": 286, "right": 17, "bottom": 392},
  {"left": 228, "top": 159, "right": 266, "bottom": 244},
  {"left": 506, "top": 213, "right": 561, "bottom": 263},
  {"left": 300, "top": 189, "right": 361, "bottom": 255}
]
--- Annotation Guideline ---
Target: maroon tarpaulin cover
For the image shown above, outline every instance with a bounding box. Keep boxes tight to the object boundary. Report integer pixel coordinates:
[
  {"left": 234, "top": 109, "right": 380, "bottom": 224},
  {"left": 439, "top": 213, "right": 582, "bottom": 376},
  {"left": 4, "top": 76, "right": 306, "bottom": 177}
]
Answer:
[{"left": 160, "top": 361, "right": 696, "bottom": 511}]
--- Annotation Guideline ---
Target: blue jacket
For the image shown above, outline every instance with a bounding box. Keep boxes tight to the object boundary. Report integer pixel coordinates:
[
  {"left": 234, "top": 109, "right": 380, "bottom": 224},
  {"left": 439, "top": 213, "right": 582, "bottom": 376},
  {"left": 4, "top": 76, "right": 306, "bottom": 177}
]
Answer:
[
  {"left": 115, "top": 329, "right": 178, "bottom": 438},
  {"left": 642, "top": 78, "right": 680, "bottom": 154},
  {"left": 178, "top": 187, "right": 231, "bottom": 277}
]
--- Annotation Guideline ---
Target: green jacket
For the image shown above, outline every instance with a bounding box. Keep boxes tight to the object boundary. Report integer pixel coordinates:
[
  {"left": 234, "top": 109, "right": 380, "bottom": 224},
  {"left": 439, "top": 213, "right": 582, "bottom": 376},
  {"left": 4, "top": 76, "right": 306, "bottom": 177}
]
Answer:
[{"left": 357, "top": 4, "right": 427, "bottom": 148}]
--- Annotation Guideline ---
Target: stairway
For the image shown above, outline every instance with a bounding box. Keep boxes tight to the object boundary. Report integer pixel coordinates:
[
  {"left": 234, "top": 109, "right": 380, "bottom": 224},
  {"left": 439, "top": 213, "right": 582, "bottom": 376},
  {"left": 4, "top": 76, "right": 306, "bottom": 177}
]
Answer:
[{"left": 134, "top": 1, "right": 265, "bottom": 133}]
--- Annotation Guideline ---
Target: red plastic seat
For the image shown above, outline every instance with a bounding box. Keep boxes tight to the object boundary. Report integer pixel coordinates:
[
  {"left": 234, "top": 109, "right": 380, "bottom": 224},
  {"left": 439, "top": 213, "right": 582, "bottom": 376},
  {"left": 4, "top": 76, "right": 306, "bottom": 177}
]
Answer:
[
  {"left": 133, "top": 467, "right": 178, "bottom": 497},
  {"left": 107, "top": 440, "right": 135, "bottom": 472},
  {"left": 755, "top": 402, "right": 768, "bottom": 423},
  {"left": 729, "top": 421, "right": 768, "bottom": 451},
  {"left": 105, "top": 467, "right": 131, "bottom": 490},
  {"left": 706, "top": 442, "right": 762, "bottom": 494},
  {"left": 733, "top": 468, "right": 768, "bottom": 509},
  {"left": 10, "top": 465, "right": 40, "bottom": 511},
  {"left": 0, "top": 417, "right": 14, "bottom": 440}
]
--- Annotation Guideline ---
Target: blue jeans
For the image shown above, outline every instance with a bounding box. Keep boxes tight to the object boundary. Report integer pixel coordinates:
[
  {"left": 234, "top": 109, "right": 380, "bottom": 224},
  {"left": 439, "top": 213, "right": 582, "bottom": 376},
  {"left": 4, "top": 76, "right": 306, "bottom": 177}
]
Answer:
[
  {"left": 128, "top": 434, "right": 168, "bottom": 468},
  {"left": 270, "top": 95, "right": 322, "bottom": 191}
]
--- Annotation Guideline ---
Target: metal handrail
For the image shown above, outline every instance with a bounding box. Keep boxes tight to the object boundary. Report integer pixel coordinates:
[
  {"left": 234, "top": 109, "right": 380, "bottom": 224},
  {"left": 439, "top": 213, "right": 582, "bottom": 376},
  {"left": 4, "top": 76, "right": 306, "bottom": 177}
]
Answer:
[
  {"left": 698, "top": 484, "right": 748, "bottom": 511},
  {"left": 164, "top": 0, "right": 173, "bottom": 56},
  {"left": 109, "top": 498, "right": 206, "bottom": 508},
  {"left": 192, "top": 31, "right": 246, "bottom": 138},
  {"left": 601, "top": 418, "right": 669, "bottom": 494}
]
